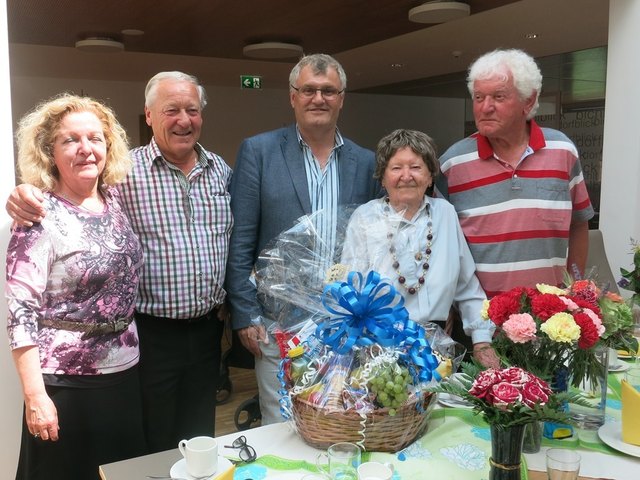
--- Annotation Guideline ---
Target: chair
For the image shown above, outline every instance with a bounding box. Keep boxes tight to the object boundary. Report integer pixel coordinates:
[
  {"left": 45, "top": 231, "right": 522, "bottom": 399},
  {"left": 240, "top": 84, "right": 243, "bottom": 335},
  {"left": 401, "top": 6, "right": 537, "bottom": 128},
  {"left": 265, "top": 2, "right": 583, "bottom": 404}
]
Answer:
[{"left": 586, "top": 229, "right": 619, "bottom": 294}]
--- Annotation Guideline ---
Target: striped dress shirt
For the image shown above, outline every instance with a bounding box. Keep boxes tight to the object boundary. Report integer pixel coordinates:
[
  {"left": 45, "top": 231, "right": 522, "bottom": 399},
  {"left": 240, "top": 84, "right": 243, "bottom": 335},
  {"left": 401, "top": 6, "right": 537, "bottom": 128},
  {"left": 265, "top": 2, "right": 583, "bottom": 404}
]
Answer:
[
  {"left": 121, "top": 138, "right": 233, "bottom": 319},
  {"left": 298, "top": 127, "right": 343, "bottom": 265}
]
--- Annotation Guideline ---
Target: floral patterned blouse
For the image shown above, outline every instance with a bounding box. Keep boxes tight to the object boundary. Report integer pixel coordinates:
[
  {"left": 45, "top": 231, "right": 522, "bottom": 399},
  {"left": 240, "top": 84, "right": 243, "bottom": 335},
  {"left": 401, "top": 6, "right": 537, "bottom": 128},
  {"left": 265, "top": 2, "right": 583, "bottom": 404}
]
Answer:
[{"left": 5, "top": 188, "right": 143, "bottom": 375}]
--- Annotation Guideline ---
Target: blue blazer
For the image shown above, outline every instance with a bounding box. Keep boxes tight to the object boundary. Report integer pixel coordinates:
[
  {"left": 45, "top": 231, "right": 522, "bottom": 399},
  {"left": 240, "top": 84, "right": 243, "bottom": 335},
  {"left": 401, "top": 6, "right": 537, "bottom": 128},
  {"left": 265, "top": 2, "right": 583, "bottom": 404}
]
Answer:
[{"left": 226, "top": 124, "right": 381, "bottom": 328}]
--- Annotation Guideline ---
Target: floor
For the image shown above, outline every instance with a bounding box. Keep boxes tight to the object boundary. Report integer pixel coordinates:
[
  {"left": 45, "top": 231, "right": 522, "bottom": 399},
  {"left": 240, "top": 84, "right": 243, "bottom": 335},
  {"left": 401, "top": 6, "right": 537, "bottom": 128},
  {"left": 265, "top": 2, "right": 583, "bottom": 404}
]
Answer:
[{"left": 215, "top": 359, "right": 261, "bottom": 436}]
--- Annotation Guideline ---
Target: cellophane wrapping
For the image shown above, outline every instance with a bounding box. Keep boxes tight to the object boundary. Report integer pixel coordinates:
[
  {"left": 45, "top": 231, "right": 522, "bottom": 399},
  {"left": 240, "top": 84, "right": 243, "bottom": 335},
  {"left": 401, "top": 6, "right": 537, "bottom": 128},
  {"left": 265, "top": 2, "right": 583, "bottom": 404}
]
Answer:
[{"left": 254, "top": 208, "right": 465, "bottom": 450}]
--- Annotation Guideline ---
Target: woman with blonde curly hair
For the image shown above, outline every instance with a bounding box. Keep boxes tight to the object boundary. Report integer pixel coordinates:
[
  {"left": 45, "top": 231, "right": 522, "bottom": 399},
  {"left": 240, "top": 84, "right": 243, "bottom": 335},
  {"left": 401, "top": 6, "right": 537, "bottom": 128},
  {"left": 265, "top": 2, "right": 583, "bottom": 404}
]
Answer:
[{"left": 6, "top": 94, "right": 146, "bottom": 479}]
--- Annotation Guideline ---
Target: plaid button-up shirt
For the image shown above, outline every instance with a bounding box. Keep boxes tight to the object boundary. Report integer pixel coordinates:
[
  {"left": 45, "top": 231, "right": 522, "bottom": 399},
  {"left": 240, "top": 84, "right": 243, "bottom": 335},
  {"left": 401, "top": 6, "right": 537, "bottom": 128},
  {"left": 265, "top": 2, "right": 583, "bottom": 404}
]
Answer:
[{"left": 121, "top": 138, "right": 233, "bottom": 319}]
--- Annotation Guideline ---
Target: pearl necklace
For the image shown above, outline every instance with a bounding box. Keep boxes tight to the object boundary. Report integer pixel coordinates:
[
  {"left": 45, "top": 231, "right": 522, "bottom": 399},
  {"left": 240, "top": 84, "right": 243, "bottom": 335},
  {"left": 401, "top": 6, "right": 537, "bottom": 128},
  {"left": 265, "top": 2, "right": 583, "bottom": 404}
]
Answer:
[{"left": 385, "top": 197, "right": 433, "bottom": 295}]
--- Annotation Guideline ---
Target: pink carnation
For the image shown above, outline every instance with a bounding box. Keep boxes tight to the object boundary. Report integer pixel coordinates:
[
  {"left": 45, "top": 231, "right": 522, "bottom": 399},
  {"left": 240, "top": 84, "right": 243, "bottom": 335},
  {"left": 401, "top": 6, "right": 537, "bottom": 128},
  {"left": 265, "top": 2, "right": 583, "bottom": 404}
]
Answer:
[
  {"left": 582, "top": 307, "right": 605, "bottom": 336},
  {"left": 559, "top": 296, "right": 579, "bottom": 311},
  {"left": 502, "top": 313, "right": 537, "bottom": 343}
]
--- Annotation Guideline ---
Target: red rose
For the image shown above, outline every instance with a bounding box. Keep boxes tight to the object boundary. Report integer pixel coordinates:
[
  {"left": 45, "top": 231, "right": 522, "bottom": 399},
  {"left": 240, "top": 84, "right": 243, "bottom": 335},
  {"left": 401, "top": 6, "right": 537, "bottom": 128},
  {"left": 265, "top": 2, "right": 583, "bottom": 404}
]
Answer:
[
  {"left": 573, "top": 311, "right": 600, "bottom": 349},
  {"left": 500, "top": 366, "right": 531, "bottom": 386},
  {"left": 470, "top": 368, "right": 501, "bottom": 399},
  {"left": 488, "top": 293, "right": 522, "bottom": 326},
  {"left": 531, "top": 293, "right": 567, "bottom": 321},
  {"left": 521, "top": 379, "right": 550, "bottom": 407},
  {"left": 490, "top": 382, "right": 522, "bottom": 408}
]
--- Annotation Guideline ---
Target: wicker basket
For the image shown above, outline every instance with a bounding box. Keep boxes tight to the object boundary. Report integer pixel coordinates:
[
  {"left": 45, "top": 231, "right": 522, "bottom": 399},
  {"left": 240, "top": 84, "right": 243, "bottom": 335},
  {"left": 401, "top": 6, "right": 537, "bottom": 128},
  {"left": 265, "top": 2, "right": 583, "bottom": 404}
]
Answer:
[{"left": 291, "top": 392, "right": 434, "bottom": 452}]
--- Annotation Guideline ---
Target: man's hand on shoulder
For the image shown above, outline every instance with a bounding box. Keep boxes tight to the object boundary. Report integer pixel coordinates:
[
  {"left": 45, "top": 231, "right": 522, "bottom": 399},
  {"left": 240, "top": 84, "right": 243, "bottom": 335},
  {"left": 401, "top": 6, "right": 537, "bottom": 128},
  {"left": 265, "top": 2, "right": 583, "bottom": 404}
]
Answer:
[{"left": 6, "top": 184, "right": 46, "bottom": 226}]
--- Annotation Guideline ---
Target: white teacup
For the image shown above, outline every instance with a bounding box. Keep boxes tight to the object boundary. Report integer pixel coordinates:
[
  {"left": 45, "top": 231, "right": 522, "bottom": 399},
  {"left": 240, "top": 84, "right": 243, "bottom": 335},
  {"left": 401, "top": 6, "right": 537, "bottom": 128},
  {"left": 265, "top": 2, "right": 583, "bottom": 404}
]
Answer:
[
  {"left": 357, "top": 461, "right": 394, "bottom": 480},
  {"left": 178, "top": 436, "right": 218, "bottom": 477}
]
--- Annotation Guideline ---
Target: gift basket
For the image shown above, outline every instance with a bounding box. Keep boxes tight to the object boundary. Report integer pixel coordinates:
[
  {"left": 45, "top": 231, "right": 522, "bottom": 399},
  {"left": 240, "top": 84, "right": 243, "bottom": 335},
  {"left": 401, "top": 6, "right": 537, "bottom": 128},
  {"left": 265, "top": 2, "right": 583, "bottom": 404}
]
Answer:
[{"left": 254, "top": 209, "right": 465, "bottom": 452}]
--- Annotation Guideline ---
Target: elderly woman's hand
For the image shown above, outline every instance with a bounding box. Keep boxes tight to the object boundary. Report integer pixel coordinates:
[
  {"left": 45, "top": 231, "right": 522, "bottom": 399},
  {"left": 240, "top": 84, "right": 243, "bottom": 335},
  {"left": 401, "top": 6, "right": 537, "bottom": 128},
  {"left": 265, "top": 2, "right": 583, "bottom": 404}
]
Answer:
[
  {"left": 25, "top": 392, "right": 60, "bottom": 442},
  {"left": 472, "top": 342, "right": 501, "bottom": 369}
]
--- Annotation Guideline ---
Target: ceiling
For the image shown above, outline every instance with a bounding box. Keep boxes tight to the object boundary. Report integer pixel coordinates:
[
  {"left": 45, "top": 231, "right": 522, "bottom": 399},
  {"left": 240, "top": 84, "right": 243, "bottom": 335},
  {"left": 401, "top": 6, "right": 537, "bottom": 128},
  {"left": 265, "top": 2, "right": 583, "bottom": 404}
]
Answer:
[{"left": 7, "top": 0, "right": 609, "bottom": 100}]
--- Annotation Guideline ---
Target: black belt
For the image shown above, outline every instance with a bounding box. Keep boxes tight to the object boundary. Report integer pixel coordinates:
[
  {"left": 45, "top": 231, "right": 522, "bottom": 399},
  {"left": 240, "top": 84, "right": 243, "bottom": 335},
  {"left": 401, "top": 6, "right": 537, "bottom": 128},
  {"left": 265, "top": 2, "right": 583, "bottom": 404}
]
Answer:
[
  {"left": 135, "top": 305, "right": 221, "bottom": 324},
  {"left": 39, "top": 317, "right": 133, "bottom": 340}
]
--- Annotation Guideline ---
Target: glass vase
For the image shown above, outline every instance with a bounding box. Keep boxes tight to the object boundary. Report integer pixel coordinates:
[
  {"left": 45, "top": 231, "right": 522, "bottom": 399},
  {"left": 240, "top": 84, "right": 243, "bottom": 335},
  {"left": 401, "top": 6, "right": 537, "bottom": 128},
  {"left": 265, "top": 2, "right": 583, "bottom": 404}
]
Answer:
[
  {"left": 569, "top": 345, "right": 608, "bottom": 430},
  {"left": 522, "top": 420, "right": 542, "bottom": 453},
  {"left": 489, "top": 423, "right": 525, "bottom": 480}
]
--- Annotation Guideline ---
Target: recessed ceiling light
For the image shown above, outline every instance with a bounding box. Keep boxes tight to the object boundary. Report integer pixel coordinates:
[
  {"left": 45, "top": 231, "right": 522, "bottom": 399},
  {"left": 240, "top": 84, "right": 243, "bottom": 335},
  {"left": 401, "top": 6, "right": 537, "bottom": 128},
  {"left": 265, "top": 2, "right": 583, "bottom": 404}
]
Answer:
[
  {"left": 390, "top": 63, "right": 404, "bottom": 68},
  {"left": 121, "top": 29, "right": 144, "bottom": 36},
  {"left": 408, "top": 1, "right": 470, "bottom": 24},
  {"left": 75, "top": 37, "right": 124, "bottom": 53},
  {"left": 243, "top": 42, "right": 303, "bottom": 59},
  {"left": 525, "top": 33, "right": 539, "bottom": 39}
]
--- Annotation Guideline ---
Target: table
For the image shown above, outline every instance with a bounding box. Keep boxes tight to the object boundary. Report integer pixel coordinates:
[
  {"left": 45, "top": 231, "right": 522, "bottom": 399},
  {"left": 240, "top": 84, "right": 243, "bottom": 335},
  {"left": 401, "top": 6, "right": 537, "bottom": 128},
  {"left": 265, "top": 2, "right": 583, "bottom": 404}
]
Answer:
[
  {"left": 100, "top": 370, "right": 639, "bottom": 480},
  {"left": 100, "top": 421, "right": 614, "bottom": 480}
]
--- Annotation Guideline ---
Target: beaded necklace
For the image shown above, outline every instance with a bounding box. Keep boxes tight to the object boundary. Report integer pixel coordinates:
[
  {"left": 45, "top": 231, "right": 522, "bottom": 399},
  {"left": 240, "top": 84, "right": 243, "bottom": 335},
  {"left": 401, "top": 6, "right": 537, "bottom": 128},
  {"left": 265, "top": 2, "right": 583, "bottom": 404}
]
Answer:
[{"left": 385, "top": 197, "right": 433, "bottom": 295}]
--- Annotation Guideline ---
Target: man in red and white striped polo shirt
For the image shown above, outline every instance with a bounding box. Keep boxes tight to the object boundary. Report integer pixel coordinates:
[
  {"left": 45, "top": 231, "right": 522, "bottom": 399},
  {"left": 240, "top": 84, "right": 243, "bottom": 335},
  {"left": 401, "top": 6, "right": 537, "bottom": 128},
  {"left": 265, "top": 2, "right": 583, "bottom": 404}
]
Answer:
[{"left": 436, "top": 49, "right": 594, "bottom": 298}]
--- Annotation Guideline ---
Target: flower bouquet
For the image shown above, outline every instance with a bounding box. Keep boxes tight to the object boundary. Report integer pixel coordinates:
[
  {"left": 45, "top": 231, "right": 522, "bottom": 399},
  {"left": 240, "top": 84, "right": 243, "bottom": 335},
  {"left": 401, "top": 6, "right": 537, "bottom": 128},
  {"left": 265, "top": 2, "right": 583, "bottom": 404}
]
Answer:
[
  {"left": 432, "top": 365, "right": 587, "bottom": 480},
  {"left": 566, "top": 276, "right": 635, "bottom": 363},
  {"left": 483, "top": 283, "right": 611, "bottom": 388},
  {"left": 254, "top": 210, "right": 464, "bottom": 452}
]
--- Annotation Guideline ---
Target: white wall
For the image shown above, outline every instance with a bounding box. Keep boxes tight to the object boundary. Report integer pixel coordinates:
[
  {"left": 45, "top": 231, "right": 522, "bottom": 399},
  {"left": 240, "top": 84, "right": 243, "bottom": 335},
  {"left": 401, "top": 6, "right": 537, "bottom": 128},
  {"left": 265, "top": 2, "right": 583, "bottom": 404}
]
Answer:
[
  {"left": 601, "top": 0, "right": 640, "bottom": 288},
  {"left": 10, "top": 75, "right": 464, "bottom": 168},
  {"left": 0, "top": 2, "right": 23, "bottom": 476}
]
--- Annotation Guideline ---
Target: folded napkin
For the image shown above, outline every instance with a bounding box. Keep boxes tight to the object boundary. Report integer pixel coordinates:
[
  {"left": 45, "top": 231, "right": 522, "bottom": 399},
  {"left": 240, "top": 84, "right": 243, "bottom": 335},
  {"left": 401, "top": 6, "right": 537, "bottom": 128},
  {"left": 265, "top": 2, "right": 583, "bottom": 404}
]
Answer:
[
  {"left": 617, "top": 349, "right": 634, "bottom": 357},
  {"left": 621, "top": 380, "right": 640, "bottom": 445},
  {"left": 213, "top": 464, "right": 235, "bottom": 480}
]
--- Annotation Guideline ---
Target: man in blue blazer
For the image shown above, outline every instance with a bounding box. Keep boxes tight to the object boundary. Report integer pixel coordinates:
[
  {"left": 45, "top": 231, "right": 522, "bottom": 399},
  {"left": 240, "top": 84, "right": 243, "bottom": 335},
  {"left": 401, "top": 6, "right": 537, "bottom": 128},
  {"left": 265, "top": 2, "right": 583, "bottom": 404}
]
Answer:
[{"left": 225, "top": 54, "right": 381, "bottom": 424}]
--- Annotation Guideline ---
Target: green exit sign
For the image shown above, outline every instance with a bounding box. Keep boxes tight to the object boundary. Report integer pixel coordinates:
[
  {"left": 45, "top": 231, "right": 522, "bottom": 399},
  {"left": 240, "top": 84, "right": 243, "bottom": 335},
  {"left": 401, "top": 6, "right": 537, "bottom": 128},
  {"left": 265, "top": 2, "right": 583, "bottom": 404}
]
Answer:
[{"left": 241, "top": 75, "right": 262, "bottom": 89}]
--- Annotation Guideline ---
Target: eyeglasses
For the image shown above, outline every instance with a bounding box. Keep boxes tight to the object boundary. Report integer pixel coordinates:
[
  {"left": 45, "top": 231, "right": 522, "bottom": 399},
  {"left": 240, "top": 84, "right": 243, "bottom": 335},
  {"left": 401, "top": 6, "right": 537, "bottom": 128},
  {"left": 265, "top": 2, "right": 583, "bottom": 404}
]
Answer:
[
  {"left": 290, "top": 85, "right": 345, "bottom": 99},
  {"left": 224, "top": 435, "right": 257, "bottom": 463}
]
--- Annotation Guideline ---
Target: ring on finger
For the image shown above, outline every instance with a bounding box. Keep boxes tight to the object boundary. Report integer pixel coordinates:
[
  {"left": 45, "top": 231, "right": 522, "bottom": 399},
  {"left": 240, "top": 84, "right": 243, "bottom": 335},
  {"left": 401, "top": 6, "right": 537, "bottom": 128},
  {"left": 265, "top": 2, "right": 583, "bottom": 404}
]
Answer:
[{"left": 33, "top": 432, "right": 40, "bottom": 438}]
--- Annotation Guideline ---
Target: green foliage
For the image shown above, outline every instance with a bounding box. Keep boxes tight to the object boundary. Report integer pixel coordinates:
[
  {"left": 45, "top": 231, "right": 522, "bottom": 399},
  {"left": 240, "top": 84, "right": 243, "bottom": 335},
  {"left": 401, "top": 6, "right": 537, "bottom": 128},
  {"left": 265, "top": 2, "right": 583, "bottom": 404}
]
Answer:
[{"left": 619, "top": 238, "right": 640, "bottom": 307}]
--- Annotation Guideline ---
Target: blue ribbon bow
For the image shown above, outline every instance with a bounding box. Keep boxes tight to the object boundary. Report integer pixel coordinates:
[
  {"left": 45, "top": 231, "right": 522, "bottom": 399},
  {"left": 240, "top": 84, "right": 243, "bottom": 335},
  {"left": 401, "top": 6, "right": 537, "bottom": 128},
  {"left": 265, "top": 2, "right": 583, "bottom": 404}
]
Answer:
[{"left": 317, "top": 271, "right": 440, "bottom": 382}]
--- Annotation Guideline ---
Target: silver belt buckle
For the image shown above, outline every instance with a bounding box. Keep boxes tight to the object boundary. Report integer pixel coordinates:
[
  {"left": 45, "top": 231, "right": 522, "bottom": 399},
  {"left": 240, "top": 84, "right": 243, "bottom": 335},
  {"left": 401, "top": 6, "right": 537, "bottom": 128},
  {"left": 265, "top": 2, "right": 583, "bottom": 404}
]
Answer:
[{"left": 112, "top": 318, "right": 128, "bottom": 332}]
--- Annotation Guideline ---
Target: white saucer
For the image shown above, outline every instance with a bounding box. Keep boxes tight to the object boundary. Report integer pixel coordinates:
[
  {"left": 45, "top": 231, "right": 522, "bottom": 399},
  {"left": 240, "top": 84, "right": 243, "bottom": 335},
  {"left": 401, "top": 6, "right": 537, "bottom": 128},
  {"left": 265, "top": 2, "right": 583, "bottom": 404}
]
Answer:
[
  {"left": 437, "top": 392, "right": 474, "bottom": 409},
  {"left": 609, "top": 361, "right": 631, "bottom": 373},
  {"left": 598, "top": 422, "right": 640, "bottom": 457},
  {"left": 170, "top": 456, "right": 233, "bottom": 480}
]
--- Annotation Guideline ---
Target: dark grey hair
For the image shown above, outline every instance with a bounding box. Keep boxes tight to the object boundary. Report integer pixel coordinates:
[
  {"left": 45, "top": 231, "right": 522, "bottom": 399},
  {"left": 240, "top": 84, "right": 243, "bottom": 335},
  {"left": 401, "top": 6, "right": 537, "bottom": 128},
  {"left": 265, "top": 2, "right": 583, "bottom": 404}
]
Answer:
[
  {"left": 375, "top": 129, "right": 438, "bottom": 180},
  {"left": 289, "top": 54, "right": 347, "bottom": 91}
]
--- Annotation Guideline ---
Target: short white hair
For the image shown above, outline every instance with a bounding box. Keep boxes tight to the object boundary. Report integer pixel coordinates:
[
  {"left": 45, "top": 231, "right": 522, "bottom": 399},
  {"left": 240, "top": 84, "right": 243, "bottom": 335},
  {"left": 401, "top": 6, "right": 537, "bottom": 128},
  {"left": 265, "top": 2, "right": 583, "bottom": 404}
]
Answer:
[
  {"left": 467, "top": 49, "right": 542, "bottom": 119},
  {"left": 145, "top": 71, "right": 207, "bottom": 109}
]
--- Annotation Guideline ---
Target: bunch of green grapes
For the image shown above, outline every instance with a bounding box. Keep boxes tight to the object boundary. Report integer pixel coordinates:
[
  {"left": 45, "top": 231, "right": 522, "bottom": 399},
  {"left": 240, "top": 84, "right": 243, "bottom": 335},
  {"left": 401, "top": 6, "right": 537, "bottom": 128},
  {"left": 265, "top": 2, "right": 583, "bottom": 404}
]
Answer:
[{"left": 367, "top": 363, "right": 412, "bottom": 416}]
